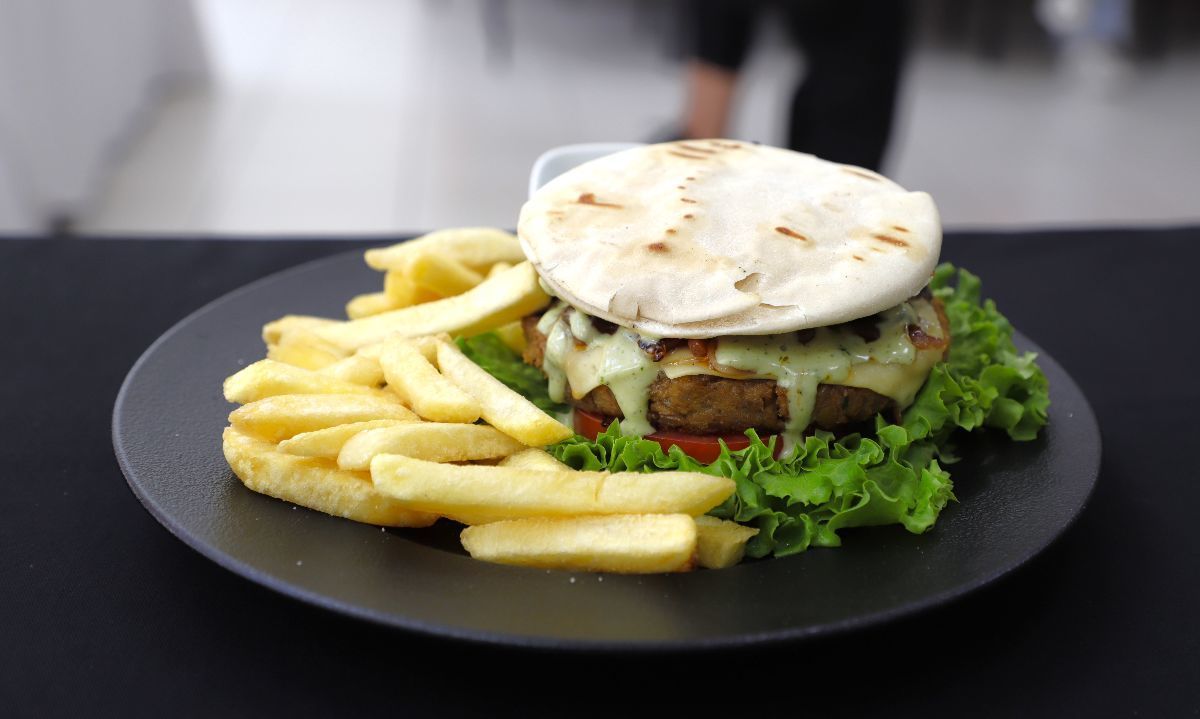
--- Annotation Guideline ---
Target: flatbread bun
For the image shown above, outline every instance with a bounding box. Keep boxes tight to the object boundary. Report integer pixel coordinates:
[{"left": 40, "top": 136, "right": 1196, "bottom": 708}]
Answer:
[{"left": 517, "top": 140, "right": 941, "bottom": 338}]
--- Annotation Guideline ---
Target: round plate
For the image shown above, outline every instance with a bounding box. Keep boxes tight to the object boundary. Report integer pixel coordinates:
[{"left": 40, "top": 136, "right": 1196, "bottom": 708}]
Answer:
[{"left": 112, "top": 249, "right": 1101, "bottom": 651}]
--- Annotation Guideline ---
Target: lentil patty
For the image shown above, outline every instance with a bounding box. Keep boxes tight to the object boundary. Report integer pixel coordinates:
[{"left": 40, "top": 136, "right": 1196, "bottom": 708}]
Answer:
[{"left": 521, "top": 315, "right": 906, "bottom": 435}]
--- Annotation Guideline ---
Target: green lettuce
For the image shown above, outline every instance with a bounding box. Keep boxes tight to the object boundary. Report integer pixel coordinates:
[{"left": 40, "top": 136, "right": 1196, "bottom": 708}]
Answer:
[
  {"left": 553, "top": 421, "right": 955, "bottom": 558},
  {"left": 459, "top": 264, "right": 1049, "bottom": 558}
]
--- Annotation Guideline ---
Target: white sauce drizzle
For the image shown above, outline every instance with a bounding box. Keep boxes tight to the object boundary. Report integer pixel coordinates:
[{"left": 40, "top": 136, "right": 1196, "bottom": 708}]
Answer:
[{"left": 536, "top": 298, "right": 945, "bottom": 447}]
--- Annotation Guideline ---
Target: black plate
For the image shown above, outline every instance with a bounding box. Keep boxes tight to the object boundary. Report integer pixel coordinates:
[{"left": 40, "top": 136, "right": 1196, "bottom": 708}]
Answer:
[{"left": 113, "top": 249, "right": 1101, "bottom": 651}]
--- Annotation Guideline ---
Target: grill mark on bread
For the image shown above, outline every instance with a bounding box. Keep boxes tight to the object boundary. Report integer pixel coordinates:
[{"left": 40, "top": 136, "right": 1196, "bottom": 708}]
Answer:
[
  {"left": 871, "top": 233, "right": 909, "bottom": 247},
  {"left": 683, "top": 214, "right": 695, "bottom": 220},
  {"left": 709, "top": 141, "right": 742, "bottom": 149},
  {"left": 892, "top": 225, "right": 910, "bottom": 233},
  {"left": 647, "top": 242, "right": 670, "bottom": 253},
  {"left": 775, "top": 226, "right": 808, "bottom": 241},
  {"left": 576, "top": 192, "right": 622, "bottom": 209},
  {"left": 668, "top": 151, "right": 709, "bottom": 160},
  {"left": 677, "top": 143, "right": 718, "bottom": 155},
  {"left": 665, "top": 228, "right": 677, "bottom": 235},
  {"left": 680, "top": 197, "right": 698, "bottom": 204},
  {"left": 852, "top": 255, "right": 865, "bottom": 261}
]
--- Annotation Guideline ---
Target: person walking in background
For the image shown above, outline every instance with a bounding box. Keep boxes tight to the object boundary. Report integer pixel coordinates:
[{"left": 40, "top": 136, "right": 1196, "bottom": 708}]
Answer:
[{"left": 678, "top": 0, "right": 910, "bottom": 172}]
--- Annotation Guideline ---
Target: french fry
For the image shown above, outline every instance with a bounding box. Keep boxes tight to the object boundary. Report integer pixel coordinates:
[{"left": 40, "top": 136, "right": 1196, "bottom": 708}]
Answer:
[
  {"left": 694, "top": 516, "right": 759, "bottom": 569},
  {"left": 379, "top": 338, "right": 479, "bottom": 423},
  {"left": 369, "top": 455, "right": 735, "bottom": 524},
  {"left": 229, "top": 394, "right": 417, "bottom": 443},
  {"left": 364, "top": 228, "right": 524, "bottom": 271},
  {"left": 356, "top": 343, "right": 384, "bottom": 360},
  {"left": 346, "top": 292, "right": 397, "bottom": 319},
  {"left": 267, "top": 342, "right": 340, "bottom": 371},
  {"left": 493, "top": 320, "right": 527, "bottom": 353},
  {"left": 314, "top": 262, "right": 551, "bottom": 353},
  {"left": 272, "top": 330, "right": 347, "bottom": 371},
  {"left": 317, "top": 352, "right": 384, "bottom": 387},
  {"left": 223, "top": 428, "right": 436, "bottom": 527},
  {"left": 262, "top": 315, "right": 339, "bottom": 346},
  {"left": 339, "top": 424, "right": 526, "bottom": 471},
  {"left": 223, "top": 359, "right": 384, "bottom": 404},
  {"left": 486, "top": 262, "right": 513, "bottom": 278},
  {"left": 406, "top": 254, "right": 484, "bottom": 297},
  {"left": 403, "top": 334, "right": 440, "bottom": 360},
  {"left": 497, "top": 447, "right": 568, "bottom": 471},
  {"left": 435, "top": 338, "right": 571, "bottom": 446},
  {"left": 275, "top": 419, "right": 413, "bottom": 459},
  {"left": 460, "top": 514, "right": 697, "bottom": 573},
  {"left": 264, "top": 316, "right": 348, "bottom": 371},
  {"left": 383, "top": 271, "right": 440, "bottom": 306}
]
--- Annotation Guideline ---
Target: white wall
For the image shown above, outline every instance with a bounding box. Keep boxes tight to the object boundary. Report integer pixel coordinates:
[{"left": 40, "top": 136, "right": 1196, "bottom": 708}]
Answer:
[{"left": 0, "top": 0, "right": 206, "bottom": 233}]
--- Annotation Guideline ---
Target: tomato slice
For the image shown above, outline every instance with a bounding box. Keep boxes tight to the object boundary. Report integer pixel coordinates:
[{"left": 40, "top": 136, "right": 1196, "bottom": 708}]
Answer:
[{"left": 573, "top": 408, "right": 779, "bottom": 464}]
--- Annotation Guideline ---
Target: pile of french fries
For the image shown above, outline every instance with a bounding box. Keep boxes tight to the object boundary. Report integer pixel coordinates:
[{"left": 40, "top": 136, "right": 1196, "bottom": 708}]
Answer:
[{"left": 222, "top": 228, "right": 757, "bottom": 573}]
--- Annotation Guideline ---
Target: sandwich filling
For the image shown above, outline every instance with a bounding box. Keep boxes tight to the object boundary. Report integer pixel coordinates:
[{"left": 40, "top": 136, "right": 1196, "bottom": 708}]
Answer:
[{"left": 523, "top": 291, "right": 949, "bottom": 449}]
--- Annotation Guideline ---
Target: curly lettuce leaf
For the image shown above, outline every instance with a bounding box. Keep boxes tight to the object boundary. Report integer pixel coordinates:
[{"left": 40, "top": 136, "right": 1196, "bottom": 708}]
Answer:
[
  {"left": 463, "top": 264, "right": 1049, "bottom": 558},
  {"left": 904, "top": 265, "right": 1051, "bottom": 443},
  {"left": 552, "top": 421, "right": 954, "bottom": 558}
]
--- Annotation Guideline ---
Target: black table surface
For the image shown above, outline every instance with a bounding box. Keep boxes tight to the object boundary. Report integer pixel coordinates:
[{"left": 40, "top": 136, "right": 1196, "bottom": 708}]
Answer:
[{"left": 2, "top": 229, "right": 1197, "bottom": 717}]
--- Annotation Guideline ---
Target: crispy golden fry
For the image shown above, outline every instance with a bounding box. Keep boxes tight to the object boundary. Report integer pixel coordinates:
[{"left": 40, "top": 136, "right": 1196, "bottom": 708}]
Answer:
[
  {"left": 346, "top": 292, "right": 397, "bottom": 319},
  {"left": 356, "top": 343, "right": 383, "bottom": 360},
  {"left": 693, "top": 516, "right": 759, "bottom": 569},
  {"left": 497, "top": 447, "right": 568, "bottom": 471},
  {"left": 383, "top": 270, "right": 441, "bottom": 306},
  {"left": 436, "top": 339, "right": 571, "bottom": 446},
  {"left": 493, "top": 320, "right": 527, "bottom": 353},
  {"left": 317, "top": 352, "right": 384, "bottom": 387},
  {"left": 486, "top": 261, "right": 513, "bottom": 278},
  {"left": 267, "top": 342, "right": 340, "bottom": 370},
  {"left": 229, "top": 393, "right": 417, "bottom": 443},
  {"left": 272, "top": 332, "right": 347, "bottom": 372},
  {"left": 376, "top": 334, "right": 437, "bottom": 361},
  {"left": 275, "top": 419, "right": 413, "bottom": 459},
  {"left": 339, "top": 424, "right": 526, "bottom": 471},
  {"left": 364, "top": 228, "right": 524, "bottom": 272},
  {"left": 406, "top": 254, "right": 484, "bottom": 297},
  {"left": 223, "top": 359, "right": 384, "bottom": 404},
  {"left": 264, "top": 316, "right": 348, "bottom": 369},
  {"left": 223, "top": 428, "right": 436, "bottom": 527},
  {"left": 314, "top": 262, "right": 550, "bottom": 353},
  {"left": 460, "top": 514, "right": 697, "bottom": 573},
  {"left": 379, "top": 338, "right": 480, "bottom": 423},
  {"left": 262, "top": 315, "right": 339, "bottom": 346},
  {"left": 369, "top": 455, "right": 734, "bottom": 524}
]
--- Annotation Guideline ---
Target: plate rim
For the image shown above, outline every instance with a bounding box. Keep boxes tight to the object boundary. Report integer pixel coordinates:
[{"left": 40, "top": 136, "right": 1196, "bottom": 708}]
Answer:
[{"left": 112, "top": 247, "right": 1102, "bottom": 652}]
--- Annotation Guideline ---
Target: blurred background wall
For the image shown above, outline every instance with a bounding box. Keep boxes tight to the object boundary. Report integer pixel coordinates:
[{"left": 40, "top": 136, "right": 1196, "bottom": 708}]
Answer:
[
  {"left": 0, "top": 0, "right": 1197, "bottom": 235},
  {"left": 0, "top": 0, "right": 206, "bottom": 232}
]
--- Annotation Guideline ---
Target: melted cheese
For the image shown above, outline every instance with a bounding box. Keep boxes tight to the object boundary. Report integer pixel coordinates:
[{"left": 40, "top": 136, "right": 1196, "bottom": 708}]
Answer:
[
  {"left": 560, "top": 330, "right": 657, "bottom": 436},
  {"left": 538, "top": 299, "right": 945, "bottom": 445}
]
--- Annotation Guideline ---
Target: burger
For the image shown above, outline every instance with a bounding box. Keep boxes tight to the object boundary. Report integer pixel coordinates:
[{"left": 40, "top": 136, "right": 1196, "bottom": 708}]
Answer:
[{"left": 515, "top": 140, "right": 949, "bottom": 462}]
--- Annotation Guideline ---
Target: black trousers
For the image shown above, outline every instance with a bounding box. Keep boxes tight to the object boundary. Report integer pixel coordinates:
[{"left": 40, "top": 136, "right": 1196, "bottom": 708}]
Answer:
[{"left": 691, "top": 0, "right": 909, "bottom": 171}]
